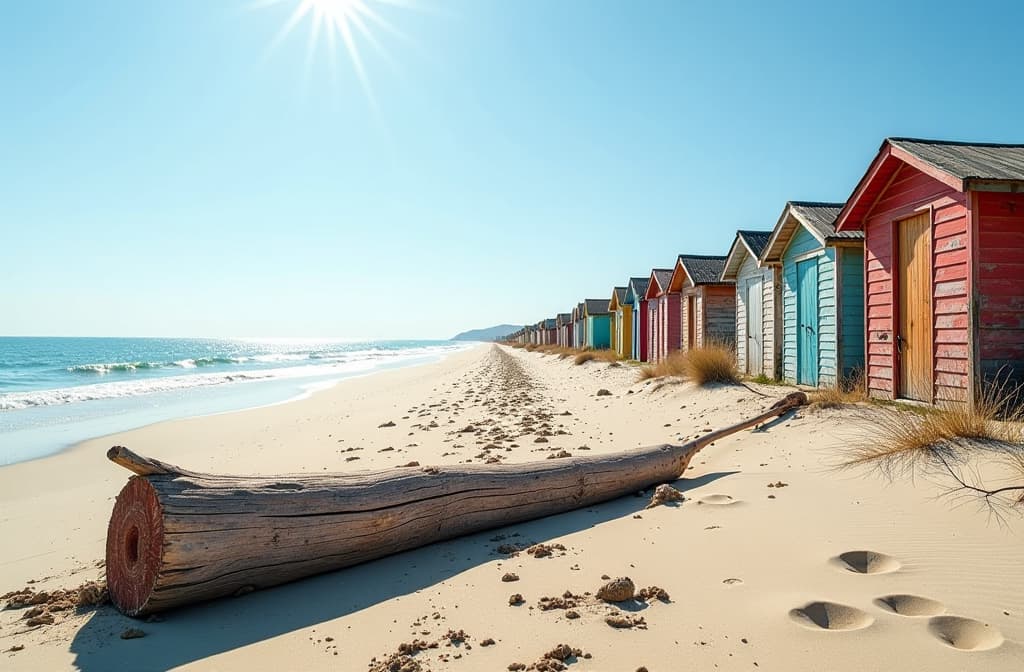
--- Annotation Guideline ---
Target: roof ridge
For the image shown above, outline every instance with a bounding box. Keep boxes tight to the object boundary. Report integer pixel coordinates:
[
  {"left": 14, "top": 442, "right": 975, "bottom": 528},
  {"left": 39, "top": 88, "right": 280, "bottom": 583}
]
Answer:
[
  {"left": 788, "top": 200, "right": 845, "bottom": 208},
  {"left": 889, "top": 137, "right": 1024, "bottom": 149},
  {"left": 678, "top": 254, "right": 727, "bottom": 260}
]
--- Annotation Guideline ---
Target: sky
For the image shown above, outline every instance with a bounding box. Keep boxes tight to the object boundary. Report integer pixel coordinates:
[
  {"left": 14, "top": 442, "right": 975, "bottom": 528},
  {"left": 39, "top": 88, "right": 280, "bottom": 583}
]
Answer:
[{"left": 2, "top": 0, "right": 1023, "bottom": 340}]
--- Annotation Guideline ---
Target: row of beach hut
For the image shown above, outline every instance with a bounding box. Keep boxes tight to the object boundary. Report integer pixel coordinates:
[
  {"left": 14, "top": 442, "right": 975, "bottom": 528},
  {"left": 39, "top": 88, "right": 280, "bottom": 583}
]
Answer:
[{"left": 508, "top": 137, "right": 1024, "bottom": 408}]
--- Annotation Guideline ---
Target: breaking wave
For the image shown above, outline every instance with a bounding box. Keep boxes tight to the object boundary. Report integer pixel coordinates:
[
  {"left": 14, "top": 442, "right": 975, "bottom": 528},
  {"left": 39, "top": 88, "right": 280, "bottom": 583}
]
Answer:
[{"left": 1, "top": 344, "right": 468, "bottom": 411}]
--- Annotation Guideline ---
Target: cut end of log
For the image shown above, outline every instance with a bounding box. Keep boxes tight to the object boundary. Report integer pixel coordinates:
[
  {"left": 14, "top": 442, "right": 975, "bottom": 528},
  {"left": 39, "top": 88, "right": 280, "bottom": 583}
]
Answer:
[{"left": 106, "top": 477, "right": 164, "bottom": 616}]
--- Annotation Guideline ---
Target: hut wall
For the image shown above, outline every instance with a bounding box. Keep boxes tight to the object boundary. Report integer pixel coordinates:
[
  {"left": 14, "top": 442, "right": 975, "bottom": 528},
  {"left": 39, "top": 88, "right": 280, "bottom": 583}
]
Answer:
[
  {"left": 838, "top": 246, "right": 865, "bottom": 378},
  {"left": 701, "top": 285, "right": 736, "bottom": 347},
  {"left": 734, "top": 252, "right": 778, "bottom": 377},
  {"left": 587, "top": 315, "right": 612, "bottom": 349},
  {"left": 862, "top": 166, "right": 965, "bottom": 401},
  {"left": 658, "top": 294, "right": 681, "bottom": 358},
  {"left": 977, "top": 190, "right": 1024, "bottom": 388},
  {"left": 781, "top": 226, "right": 837, "bottom": 386}
]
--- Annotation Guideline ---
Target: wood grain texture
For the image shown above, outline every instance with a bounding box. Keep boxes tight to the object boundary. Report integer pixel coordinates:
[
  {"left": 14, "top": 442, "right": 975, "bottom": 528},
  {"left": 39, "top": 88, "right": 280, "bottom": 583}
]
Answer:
[
  {"left": 104, "top": 392, "right": 807, "bottom": 616},
  {"left": 898, "top": 212, "right": 933, "bottom": 402}
]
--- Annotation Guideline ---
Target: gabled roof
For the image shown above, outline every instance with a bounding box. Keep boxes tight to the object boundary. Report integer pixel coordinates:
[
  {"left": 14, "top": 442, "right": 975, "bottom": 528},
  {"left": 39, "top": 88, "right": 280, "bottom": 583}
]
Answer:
[
  {"left": 543, "top": 318, "right": 557, "bottom": 329},
  {"left": 890, "top": 138, "right": 1024, "bottom": 182},
  {"left": 762, "top": 201, "right": 861, "bottom": 263},
  {"left": 556, "top": 313, "right": 572, "bottom": 327},
  {"left": 671, "top": 254, "right": 731, "bottom": 290},
  {"left": 836, "top": 137, "right": 1024, "bottom": 232},
  {"left": 584, "top": 298, "right": 610, "bottom": 316},
  {"left": 645, "top": 268, "right": 675, "bottom": 300},
  {"left": 608, "top": 286, "right": 627, "bottom": 311},
  {"left": 624, "top": 276, "right": 649, "bottom": 305},
  {"left": 573, "top": 301, "right": 585, "bottom": 321},
  {"left": 721, "top": 230, "right": 772, "bottom": 280}
]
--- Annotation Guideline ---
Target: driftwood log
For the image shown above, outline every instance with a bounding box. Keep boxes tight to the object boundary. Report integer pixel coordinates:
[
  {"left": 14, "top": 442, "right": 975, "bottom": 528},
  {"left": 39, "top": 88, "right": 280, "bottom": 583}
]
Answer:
[{"left": 105, "top": 391, "right": 806, "bottom": 615}]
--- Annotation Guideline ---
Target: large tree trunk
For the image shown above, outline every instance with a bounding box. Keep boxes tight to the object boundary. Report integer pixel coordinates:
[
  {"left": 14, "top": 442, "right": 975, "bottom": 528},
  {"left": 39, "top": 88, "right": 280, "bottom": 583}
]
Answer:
[{"left": 105, "top": 392, "right": 806, "bottom": 616}]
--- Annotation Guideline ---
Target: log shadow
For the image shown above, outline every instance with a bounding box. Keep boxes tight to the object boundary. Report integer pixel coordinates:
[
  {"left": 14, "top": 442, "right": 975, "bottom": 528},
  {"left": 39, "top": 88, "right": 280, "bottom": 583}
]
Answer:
[{"left": 68, "top": 471, "right": 735, "bottom": 671}]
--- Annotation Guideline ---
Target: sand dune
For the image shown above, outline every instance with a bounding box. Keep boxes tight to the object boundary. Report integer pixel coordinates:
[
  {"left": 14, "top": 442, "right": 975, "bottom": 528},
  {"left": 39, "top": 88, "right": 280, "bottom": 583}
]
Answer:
[{"left": 1, "top": 344, "right": 1022, "bottom": 671}]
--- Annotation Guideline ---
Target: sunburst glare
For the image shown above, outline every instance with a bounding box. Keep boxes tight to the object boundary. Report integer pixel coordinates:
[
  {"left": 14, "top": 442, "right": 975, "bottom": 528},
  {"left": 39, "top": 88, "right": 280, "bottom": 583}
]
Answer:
[{"left": 255, "top": 0, "right": 413, "bottom": 108}]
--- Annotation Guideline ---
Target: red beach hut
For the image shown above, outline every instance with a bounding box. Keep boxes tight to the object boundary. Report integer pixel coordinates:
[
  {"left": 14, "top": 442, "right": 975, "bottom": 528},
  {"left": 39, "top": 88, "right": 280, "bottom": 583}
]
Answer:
[
  {"left": 835, "top": 138, "right": 1024, "bottom": 406},
  {"left": 645, "top": 268, "right": 679, "bottom": 363}
]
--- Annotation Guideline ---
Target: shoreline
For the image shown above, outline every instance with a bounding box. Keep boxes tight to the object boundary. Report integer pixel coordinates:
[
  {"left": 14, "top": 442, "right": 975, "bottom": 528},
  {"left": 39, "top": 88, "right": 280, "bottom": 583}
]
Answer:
[
  {"left": 1, "top": 344, "right": 1021, "bottom": 671},
  {"left": 0, "top": 344, "right": 475, "bottom": 468}
]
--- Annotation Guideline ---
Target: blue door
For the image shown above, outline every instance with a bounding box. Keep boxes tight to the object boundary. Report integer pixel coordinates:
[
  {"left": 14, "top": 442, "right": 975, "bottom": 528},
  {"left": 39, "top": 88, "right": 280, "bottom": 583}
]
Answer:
[{"left": 796, "top": 259, "right": 819, "bottom": 386}]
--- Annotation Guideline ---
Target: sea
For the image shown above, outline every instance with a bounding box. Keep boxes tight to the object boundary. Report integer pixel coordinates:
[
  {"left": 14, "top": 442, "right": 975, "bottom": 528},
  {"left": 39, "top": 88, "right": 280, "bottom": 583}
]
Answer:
[{"left": 0, "top": 337, "right": 470, "bottom": 466}]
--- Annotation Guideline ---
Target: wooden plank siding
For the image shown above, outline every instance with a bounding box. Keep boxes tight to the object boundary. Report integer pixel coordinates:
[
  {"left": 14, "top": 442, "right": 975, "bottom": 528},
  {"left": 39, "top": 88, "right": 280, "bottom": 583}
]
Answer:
[
  {"left": 861, "top": 165, "right": 967, "bottom": 402},
  {"left": 632, "top": 300, "right": 649, "bottom": 362},
  {"left": 658, "top": 294, "right": 681, "bottom": 359},
  {"left": 703, "top": 286, "right": 737, "bottom": 346},
  {"left": 586, "top": 315, "right": 612, "bottom": 349},
  {"left": 838, "top": 246, "right": 866, "bottom": 378},
  {"left": 780, "top": 225, "right": 864, "bottom": 387},
  {"left": 734, "top": 251, "right": 779, "bottom": 378},
  {"left": 977, "top": 191, "right": 1024, "bottom": 387},
  {"left": 647, "top": 302, "right": 658, "bottom": 362},
  {"left": 618, "top": 308, "right": 633, "bottom": 359}
]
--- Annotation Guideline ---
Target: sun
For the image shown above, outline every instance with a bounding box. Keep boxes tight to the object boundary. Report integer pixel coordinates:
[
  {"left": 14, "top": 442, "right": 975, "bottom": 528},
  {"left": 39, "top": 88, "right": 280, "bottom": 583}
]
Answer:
[{"left": 256, "top": 0, "right": 412, "bottom": 107}]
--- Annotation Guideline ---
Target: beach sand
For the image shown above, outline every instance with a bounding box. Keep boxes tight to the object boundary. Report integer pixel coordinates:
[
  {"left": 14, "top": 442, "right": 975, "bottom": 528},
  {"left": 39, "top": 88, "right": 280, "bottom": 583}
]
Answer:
[{"left": 1, "top": 344, "right": 1022, "bottom": 670}]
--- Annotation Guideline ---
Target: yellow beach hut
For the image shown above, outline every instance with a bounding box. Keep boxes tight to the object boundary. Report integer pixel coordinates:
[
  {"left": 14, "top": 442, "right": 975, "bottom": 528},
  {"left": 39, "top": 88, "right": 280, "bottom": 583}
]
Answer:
[{"left": 609, "top": 286, "right": 632, "bottom": 360}]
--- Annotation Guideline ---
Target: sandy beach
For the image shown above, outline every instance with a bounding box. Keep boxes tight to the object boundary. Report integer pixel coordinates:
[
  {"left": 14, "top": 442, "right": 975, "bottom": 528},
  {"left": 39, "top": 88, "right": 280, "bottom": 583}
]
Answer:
[{"left": 1, "top": 343, "right": 1022, "bottom": 671}]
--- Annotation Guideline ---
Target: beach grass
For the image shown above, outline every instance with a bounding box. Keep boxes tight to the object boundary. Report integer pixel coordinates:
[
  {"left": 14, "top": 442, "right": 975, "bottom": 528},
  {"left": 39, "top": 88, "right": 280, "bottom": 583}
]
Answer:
[
  {"left": 845, "top": 380, "right": 1024, "bottom": 474},
  {"left": 809, "top": 370, "right": 868, "bottom": 408},
  {"left": 637, "top": 343, "right": 738, "bottom": 385},
  {"left": 574, "top": 349, "right": 620, "bottom": 365}
]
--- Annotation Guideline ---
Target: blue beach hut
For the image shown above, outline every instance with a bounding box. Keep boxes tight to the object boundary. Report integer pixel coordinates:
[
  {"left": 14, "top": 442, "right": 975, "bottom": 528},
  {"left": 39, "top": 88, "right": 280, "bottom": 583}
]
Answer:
[
  {"left": 760, "top": 202, "right": 865, "bottom": 387},
  {"left": 583, "top": 299, "right": 612, "bottom": 349},
  {"left": 625, "top": 276, "right": 650, "bottom": 362}
]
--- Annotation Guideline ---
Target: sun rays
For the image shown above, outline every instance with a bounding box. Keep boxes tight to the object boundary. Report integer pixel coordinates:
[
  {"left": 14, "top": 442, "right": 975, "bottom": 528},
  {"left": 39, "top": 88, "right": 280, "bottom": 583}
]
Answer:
[{"left": 255, "top": 0, "right": 414, "bottom": 108}]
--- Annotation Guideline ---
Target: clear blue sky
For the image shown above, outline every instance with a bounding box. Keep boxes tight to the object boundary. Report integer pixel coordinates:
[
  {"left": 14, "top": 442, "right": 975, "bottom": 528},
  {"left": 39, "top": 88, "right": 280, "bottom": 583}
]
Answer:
[{"left": 2, "top": 0, "right": 1023, "bottom": 339}]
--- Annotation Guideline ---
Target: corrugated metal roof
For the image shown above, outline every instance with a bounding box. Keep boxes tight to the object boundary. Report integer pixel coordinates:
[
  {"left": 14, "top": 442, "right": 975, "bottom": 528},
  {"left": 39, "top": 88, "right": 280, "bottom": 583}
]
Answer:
[
  {"left": 677, "top": 254, "right": 730, "bottom": 285},
  {"left": 737, "top": 230, "right": 772, "bottom": 258},
  {"left": 584, "top": 298, "right": 610, "bottom": 315},
  {"left": 890, "top": 137, "right": 1024, "bottom": 182}
]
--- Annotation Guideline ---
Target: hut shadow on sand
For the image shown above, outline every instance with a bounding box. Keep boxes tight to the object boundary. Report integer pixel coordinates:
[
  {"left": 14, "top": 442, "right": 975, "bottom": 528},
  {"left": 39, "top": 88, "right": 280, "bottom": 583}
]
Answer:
[{"left": 68, "top": 470, "right": 736, "bottom": 671}]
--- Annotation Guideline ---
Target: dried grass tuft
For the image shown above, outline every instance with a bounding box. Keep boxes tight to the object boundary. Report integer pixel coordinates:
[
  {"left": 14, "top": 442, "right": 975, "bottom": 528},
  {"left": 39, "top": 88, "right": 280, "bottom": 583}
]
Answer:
[
  {"left": 638, "top": 344, "right": 738, "bottom": 386},
  {"left": 842, "top": 378, "right": 1024, "bottom": 515},
  {"left": 574, "top": 349, "right": 620, "bottom": 366},
  {"left": 683, "top": 342, "right": 739, "bottom": 385},
  {"left": 809, "top": 370, "right": 869, "bottom": 408}
]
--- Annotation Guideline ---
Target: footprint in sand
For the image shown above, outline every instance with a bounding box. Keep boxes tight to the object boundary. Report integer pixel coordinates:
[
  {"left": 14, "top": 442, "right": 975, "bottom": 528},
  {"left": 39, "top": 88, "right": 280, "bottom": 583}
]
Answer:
[
  {"left": 928, "top": 616, "right": 1003, "bottom": 651},
  {"left": 697, "top": 494, "right": 741, "bottom": 506},
  {"left": 789, "top": 601, "right": 874, "bottom": 631},
  {"left": 831, "top": 550, "right": 900, "bottom": 575},
  {"left": 874, "top": 594, "right": 945, "bottom": 617}
]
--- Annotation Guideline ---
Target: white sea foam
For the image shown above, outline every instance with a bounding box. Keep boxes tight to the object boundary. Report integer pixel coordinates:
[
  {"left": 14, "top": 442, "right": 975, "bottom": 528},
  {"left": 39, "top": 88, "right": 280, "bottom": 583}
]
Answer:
[{"left": 1, "top": 344, "right": 468, "bottom": 411}]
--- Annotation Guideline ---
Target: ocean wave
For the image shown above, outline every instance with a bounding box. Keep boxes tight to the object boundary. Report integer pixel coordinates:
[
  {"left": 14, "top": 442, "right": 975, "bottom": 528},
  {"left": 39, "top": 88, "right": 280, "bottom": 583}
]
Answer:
[
  {"left": 1, "top": 344, "right": 470, "bottom": 411},
  {"left": 1, "top": 372, "right": 271, "bottom": 410},
  {"left": 68, "top": 356, "right": 249, "bottom": 374},
  {"left": 67, "top": 361, "right": 163, "bottom": 374}
]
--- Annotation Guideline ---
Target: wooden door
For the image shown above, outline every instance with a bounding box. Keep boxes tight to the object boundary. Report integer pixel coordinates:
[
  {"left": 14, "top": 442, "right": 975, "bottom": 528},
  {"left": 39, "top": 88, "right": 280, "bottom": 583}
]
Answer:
[
  {"left": 796, "top": 259, "right": 819, "bottom": 386},
  {"left": 687, "top": 294, "right": 697, "bottom": 350},
  {"left": 746, "top": 278, "right": 763, "bottom": 374},
  {"left": 898, "top": 213, "right": 933, "bottom": 401}
]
